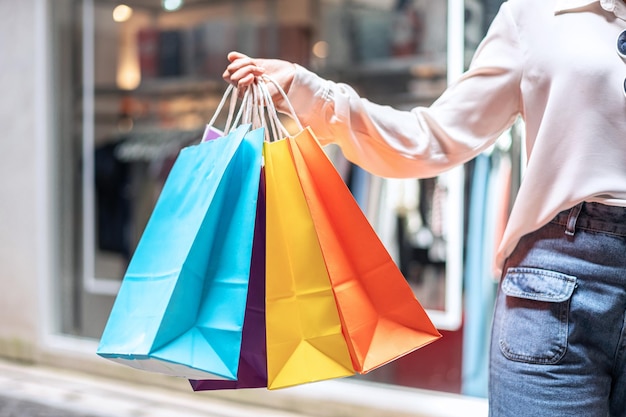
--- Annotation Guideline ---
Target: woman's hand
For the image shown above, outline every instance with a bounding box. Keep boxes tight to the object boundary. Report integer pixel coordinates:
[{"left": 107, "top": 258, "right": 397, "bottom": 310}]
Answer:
[{"left": 223, "top": 51, "right": 297, "bottom": 103}]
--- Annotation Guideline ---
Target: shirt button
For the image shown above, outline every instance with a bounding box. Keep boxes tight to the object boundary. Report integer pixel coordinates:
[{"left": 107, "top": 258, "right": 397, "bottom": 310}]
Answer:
[{"left": 617, "top": 29, "right": 626, "bottom": 58}]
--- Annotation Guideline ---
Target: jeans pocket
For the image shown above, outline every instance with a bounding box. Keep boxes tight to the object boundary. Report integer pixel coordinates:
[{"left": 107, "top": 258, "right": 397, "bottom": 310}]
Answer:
[{"left": 499, "top": 267, "right": 577, "bottom": 365}]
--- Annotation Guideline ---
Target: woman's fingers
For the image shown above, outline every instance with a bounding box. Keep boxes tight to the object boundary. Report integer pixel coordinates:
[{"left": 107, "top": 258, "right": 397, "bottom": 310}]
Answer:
[
  {"left": 223, "top": 52, "right": 265, "bottom": 87},
  {"left": 222, "top": 51, "right": 296, "bottom": 106},
  {"left": 227, "top": 51, "right": 248, "bottom": 63},
  {"left": 222, "top": 66, "right": 259, "bottom": 87}
]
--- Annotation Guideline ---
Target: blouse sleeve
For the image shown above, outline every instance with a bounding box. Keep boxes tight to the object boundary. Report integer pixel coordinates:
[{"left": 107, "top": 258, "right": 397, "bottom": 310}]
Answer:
[{"left": 284, "top": 3, "right": 523, "bottom": 179}]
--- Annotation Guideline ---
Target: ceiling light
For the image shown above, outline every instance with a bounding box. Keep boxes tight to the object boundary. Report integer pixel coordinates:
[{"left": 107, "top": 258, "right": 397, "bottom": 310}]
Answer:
[
  {"left": 112, "top": 4, "right": 133, "bottom": 22},
  {"left": 312, "top": 41, "right": 329, "bottom": 59},
  {"left": 162, "top": 0, "right": 184, "bottom": 11}
]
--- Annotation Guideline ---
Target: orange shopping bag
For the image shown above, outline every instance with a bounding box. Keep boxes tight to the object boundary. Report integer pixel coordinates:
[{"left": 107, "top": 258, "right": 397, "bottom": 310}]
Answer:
[{"left": 288, "top": 128, "right": 442, "bottom": 373}]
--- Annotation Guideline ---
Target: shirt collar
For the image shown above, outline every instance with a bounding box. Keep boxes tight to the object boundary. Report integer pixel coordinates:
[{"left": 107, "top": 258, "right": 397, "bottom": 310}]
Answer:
[{"left": 554, "top": 0, "right": 626, "bottom": 20}]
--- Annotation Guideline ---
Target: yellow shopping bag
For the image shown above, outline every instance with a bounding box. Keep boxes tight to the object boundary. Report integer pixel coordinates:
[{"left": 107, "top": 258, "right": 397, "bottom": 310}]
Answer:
[{"left": 263, "top": 138, "right": 355, "bottom": 390}]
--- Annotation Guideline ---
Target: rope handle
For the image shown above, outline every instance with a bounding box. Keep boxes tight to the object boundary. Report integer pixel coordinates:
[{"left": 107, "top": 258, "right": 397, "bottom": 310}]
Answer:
[
  {"left": 260, "top": 74, "right": 304, "bottom": 132},
  {"left": 201, "top": 83, "right": 253, "bottom": 142},
  {"left": 201, "top": 73, "right": 302, "bottom": 143},
  {"left": 257, "top": 80, "right": 288, "bottom": 142},
  {"left": 250, "top": 75, "right": 304, "bottom": 142}
]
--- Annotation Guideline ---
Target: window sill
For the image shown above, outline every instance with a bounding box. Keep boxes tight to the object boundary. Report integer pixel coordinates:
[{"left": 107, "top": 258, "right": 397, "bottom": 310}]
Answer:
[{"left": 31, "top": 333, "right": 488, "bottom": 417}]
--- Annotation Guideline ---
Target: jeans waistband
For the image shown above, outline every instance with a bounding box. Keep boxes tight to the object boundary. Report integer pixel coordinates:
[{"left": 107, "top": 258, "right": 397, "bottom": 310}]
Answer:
[{"left": 552, "top": 202, "right": 626, "bottom": 237}]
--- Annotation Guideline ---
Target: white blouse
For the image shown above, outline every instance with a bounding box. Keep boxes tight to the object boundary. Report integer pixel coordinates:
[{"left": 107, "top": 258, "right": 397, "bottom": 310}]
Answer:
[{"left": 284, "top": 0, "right": 626, "bottom": 275}]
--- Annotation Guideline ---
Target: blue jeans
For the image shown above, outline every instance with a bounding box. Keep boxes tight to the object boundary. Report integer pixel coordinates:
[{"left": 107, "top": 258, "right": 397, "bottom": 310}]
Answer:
[{"left": 489, "top": 202, "right": 626, "bottom": 417}]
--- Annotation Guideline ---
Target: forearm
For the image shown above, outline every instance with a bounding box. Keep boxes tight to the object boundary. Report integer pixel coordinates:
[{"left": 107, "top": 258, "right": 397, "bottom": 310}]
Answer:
[{"left": 283, "top": 65, "right": 494, "bottom": 179}]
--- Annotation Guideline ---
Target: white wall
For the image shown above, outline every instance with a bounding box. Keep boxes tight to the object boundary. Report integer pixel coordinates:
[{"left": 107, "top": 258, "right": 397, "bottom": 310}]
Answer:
[{"left": 0, "top": 0, "right": 44, "bottom": 360}]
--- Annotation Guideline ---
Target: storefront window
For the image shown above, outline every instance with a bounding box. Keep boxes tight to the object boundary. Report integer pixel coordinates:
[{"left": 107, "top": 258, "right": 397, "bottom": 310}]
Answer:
[{"left": 51, "top": 0, "right": 504, "bottom": 397}]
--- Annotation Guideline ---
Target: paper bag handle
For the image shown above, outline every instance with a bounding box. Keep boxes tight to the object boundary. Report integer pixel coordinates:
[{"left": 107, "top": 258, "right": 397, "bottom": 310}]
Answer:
[
  {"left": 260, "top": 74, "right": 304, "bottom": 132},
  {"left": 201, "top": 84, "right": 254, "bottom": 142}
]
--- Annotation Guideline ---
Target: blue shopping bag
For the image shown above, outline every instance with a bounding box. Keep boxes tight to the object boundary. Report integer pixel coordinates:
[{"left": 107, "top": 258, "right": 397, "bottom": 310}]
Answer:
[
  {"left": 190, "top": 169, "right": 268, "bottom": 390},
  {"left": 97, "top": 124, "right": 264, "bottom": 380}
]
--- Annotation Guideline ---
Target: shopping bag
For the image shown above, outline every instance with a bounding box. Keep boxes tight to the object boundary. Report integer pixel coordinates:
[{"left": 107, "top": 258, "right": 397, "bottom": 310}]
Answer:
[
  {"left": 288, "top": 129, "right": 442, "bottom": 373},
  {"left": 97, "top": 124, "right": 264, "bottom": 380},
  {"left": 264, "top": 138, "right": 355, "bottom": 390},
  {"left": 191, "top": 91, "right": 268, "bottom": 389},
  {"left": 202, "top": 125, "right": 223, "bottom": 142},
  {"left": 190, "top": 170, "right": 268, "bottom": 390}
]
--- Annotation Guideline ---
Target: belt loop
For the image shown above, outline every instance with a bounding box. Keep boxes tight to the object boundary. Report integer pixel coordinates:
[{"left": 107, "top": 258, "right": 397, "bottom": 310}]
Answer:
[{"left": 565, "top": 202, "right": 584, "bottom": 236}]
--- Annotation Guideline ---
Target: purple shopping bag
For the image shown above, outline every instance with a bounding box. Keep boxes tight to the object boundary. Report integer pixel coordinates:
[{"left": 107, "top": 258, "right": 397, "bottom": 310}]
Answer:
[
  {"left": 190, "top": 170, "right": 267, "bottom": 390},
  {"left": 202, "top": 125, "right": 223, "bottom": 142}
]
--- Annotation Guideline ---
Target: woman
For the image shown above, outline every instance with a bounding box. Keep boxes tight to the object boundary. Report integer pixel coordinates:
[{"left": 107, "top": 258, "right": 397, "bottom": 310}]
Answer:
[{"left": 224, "top": 0, "right": 626, "bottom": 415}]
